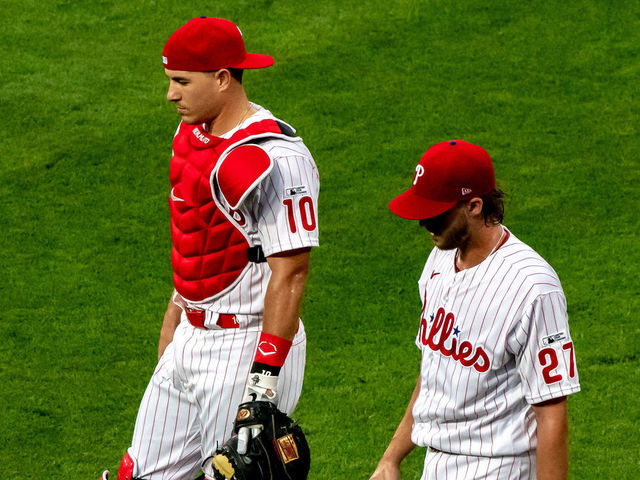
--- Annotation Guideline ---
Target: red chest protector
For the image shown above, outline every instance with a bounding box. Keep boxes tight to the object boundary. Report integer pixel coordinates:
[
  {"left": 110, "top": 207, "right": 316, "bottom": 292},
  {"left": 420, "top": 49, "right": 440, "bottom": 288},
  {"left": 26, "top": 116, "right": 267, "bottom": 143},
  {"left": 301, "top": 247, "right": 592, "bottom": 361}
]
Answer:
[{"left": 169, "top": 119, "right": 293, "bottom": 302}]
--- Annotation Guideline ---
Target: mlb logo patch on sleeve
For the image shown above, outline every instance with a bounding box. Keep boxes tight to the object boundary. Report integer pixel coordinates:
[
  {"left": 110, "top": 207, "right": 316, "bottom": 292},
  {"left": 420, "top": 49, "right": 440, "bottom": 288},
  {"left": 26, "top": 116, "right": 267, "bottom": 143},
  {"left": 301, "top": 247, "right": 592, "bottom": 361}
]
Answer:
[
  {"left": 541, "top": 331, "right": 567, "bottom": 346},
  {"left": 284, "top": 185, "right": 308, "bottom": 197}
]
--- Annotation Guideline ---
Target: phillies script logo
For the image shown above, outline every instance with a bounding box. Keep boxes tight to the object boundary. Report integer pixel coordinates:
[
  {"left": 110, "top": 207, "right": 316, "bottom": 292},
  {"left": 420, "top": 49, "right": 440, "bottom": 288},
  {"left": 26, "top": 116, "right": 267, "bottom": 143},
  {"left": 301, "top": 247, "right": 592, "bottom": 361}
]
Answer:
[{"left": 419, "top": 307, "right": 490, "bottom": 373}]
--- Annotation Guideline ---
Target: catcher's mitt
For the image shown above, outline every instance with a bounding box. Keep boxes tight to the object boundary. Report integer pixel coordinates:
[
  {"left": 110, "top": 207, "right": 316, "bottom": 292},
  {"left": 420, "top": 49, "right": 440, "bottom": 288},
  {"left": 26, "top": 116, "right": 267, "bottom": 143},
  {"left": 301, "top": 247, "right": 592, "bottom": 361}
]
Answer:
[{"left": 211, "top": 401, "right": 310, "bottom": 480}]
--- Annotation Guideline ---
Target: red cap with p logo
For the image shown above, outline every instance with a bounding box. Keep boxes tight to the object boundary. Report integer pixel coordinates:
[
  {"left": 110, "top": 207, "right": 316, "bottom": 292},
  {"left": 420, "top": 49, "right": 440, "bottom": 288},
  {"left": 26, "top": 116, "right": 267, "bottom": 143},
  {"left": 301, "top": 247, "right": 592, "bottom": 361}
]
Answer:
[{"left": 389, "top": 140, "right": 495, "bottom": 220}]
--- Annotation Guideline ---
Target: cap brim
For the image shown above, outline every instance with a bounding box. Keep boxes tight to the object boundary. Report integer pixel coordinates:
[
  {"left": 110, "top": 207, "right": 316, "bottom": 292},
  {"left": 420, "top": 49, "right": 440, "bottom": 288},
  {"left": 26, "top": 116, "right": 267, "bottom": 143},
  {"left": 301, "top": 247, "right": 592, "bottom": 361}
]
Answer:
[
  {"left": 389, "top": 190, "right": 457, "bottom": 220},
  {"left": 231, "top": 53, "right": 274, "bottom": 69}
]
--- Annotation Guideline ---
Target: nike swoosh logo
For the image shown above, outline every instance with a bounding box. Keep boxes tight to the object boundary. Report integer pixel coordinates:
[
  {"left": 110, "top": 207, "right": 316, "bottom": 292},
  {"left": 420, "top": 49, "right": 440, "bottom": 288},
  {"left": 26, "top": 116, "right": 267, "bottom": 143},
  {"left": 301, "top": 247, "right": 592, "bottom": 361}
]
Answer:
[
  {"left": 170, "top": 187, "right": 184, "bottom": 202},
  {"left": 430, "top": 271, "right": 440, "bottom": 279}
]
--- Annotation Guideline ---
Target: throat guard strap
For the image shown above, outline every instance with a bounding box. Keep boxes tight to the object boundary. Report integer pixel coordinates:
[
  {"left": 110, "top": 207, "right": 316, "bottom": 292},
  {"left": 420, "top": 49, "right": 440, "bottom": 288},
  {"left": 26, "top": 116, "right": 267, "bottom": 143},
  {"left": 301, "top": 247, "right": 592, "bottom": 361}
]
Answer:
[{"left": 248, "top": 246, "right": 266, "bottom": 263}]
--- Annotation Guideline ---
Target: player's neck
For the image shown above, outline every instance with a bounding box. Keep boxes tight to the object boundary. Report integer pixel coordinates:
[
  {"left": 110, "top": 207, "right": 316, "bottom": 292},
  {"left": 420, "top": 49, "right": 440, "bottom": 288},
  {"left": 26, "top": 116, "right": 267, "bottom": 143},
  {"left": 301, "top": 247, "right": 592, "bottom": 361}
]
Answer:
[
  {"left": 456, "top": 224, "right": 504, "bottom": 270},
  {"left": 206, "top": 94, "right": 255, "bottom": 137}
]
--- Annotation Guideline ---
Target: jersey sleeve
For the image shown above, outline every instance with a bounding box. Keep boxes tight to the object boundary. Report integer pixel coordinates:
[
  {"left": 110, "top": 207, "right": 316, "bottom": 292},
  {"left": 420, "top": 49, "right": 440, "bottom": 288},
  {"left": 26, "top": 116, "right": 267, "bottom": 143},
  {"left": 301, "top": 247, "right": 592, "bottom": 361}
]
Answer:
[
  {"left": 248, "top": 153, "right": 320, "bottom": 256},
  {"left": 510, "top": 291, "right": 581, "bottom": 404}
]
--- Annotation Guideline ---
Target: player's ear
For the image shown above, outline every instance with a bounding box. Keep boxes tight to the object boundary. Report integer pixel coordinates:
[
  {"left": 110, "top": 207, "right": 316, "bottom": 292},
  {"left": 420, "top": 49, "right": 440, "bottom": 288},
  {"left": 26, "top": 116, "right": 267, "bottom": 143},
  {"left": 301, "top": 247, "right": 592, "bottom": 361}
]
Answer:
[
  {"left": 467, "top": 197, "right": 484, "bottom": 217},
  {"left": 215, "top": 69, "right": 233, "bottom": 91}
]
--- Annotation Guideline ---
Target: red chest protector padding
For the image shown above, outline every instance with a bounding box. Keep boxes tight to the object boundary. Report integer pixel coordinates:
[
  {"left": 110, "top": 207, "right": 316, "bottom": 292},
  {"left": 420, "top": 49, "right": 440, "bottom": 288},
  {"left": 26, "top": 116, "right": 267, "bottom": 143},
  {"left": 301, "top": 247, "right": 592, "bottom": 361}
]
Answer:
[{"left": 169, "top": 119, "right": 284, "bottom": 302}]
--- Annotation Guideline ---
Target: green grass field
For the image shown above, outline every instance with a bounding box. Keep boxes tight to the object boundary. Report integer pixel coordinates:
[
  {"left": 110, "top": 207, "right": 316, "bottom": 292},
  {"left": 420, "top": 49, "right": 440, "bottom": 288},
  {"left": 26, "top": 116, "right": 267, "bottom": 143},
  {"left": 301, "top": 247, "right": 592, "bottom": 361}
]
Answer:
[{"left": 1, "top": 0, "right": 638, "bottom": 478}]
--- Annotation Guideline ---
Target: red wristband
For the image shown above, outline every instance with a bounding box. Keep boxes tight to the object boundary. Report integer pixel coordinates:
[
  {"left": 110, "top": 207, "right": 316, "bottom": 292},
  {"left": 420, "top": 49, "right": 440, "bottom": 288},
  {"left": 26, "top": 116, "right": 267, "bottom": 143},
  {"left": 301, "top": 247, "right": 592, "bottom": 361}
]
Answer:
[{"left": 254, "top": 332, "right": 293, "bottom": 368}]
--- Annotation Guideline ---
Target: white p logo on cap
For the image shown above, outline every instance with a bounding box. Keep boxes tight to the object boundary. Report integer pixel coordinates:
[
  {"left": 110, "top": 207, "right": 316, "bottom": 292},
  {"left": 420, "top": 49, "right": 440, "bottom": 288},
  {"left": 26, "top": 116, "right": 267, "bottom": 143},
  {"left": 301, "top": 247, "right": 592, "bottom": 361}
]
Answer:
[
  {"left": 162, "top": 55, "right": 168, "bottom": 65},
  {"left": 413, "top": 165, "right": 425, "bottom": 185}
]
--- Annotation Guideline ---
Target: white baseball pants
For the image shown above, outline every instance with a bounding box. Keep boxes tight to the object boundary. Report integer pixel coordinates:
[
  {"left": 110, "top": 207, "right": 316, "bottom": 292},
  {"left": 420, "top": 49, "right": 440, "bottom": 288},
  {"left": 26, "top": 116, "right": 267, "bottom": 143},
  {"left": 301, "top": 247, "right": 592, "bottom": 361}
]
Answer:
[
  {"left": 125, "top": 317, "right": 306, "bottom": 479},
  {"left": 421, "top": 447, "right": 535, "bottom": 480}
]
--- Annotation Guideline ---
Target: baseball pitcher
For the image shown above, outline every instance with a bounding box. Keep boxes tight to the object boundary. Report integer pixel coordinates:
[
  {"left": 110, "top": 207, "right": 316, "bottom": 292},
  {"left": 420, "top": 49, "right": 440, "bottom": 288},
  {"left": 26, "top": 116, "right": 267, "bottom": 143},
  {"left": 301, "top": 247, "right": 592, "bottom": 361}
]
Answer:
[{"left": 370, "top": 140, "right": 580, "bottom": 480}]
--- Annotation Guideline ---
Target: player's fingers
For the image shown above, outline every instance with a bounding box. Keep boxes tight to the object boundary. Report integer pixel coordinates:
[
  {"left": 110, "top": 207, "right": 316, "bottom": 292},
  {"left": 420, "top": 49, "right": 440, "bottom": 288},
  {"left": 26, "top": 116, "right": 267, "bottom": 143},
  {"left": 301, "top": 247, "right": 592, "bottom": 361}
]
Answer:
[
  {"left": 237, "top": 427, "right": 250, "bottom": 455},
  {"left": 250, "top": 425, "right": 262, "bottom": 438}
]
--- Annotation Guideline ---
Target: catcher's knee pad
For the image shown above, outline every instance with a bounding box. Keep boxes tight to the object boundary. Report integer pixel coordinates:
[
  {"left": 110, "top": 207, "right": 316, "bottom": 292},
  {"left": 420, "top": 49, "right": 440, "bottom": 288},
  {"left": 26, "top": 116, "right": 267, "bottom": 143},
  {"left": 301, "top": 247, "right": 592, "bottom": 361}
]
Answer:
[{"left": 117, "top": 452, "right": 137, "bottom": 480}]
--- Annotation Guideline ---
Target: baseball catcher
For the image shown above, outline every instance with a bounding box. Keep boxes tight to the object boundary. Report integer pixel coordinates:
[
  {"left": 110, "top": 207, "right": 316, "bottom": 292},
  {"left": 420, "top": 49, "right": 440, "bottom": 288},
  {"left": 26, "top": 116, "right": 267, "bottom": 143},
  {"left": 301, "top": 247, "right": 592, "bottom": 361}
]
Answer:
[
  {"left": 211, "top": 401, "right": 310, "bottom": 480},
  {"left": 98, "top": 16, "right": 319, "bottom": 480}
]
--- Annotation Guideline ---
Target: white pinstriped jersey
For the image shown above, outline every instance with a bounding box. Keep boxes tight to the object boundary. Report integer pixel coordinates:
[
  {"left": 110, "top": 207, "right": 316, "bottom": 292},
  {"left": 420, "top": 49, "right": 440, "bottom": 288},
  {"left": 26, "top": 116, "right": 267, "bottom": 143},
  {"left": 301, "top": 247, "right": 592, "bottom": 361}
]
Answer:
[
  {"left": 181, "top": 104, "right": 320, "bottom": 319},
  {"left": 411, "top": 228, "right": 580, "bottom": 456}
]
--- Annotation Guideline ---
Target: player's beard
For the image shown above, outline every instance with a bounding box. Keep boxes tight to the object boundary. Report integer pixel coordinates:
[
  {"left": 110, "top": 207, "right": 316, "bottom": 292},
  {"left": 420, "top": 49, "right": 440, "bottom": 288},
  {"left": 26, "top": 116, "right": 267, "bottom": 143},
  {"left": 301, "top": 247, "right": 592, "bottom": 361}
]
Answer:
[
  {"left": 420, "top": 208, "right": 470, "bottom": 251},
  {"left": 436, "top": 218, "right": 470, "bottom": 251}
]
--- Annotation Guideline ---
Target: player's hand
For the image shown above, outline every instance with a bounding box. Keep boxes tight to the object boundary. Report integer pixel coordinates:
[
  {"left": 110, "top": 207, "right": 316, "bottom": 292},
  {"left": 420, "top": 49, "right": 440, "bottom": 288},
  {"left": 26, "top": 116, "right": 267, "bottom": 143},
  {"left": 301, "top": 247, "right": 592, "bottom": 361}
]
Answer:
[
  {"left": 237, "top": 371, "right": 279, "bottom": 453},
  {"left": 212, "top": 401, "right": 310, "bottom": 480},
  {"left": 242, "top": 371, "right": 278, "bottom": 403},
  {"left": 236, "top": 371, "right": 277, "bottom": 454},
  {"left": 236, "top": 424, "right": 264, "bottom": 455},
  {"left": 369, "top": 458, "right": 401, "bottom": 480},
  {"left": 234, "top": 401, "right": 273, "bottom": 454}
]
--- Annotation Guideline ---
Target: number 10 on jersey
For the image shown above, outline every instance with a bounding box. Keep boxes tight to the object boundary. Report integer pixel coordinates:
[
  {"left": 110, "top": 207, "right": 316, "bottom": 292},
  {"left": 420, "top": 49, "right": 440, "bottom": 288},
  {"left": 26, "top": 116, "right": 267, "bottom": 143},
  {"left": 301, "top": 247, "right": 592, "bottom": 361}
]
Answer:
[{"left": 283, "top": 196, "right": 316, "bottom": 233}]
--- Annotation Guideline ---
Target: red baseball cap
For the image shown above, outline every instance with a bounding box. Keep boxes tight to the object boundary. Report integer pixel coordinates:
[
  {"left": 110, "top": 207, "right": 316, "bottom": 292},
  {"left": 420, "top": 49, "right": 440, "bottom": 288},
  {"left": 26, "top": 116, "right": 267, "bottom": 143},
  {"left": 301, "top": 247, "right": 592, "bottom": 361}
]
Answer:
[
  {"left": 389, "top": 140, "right": 495, "bottom": 220},
  {"left": 163, "top": 17, "right": 274, "bottom": 71}
]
